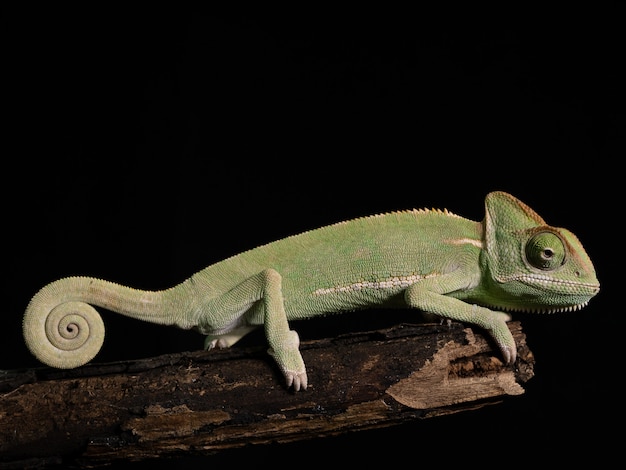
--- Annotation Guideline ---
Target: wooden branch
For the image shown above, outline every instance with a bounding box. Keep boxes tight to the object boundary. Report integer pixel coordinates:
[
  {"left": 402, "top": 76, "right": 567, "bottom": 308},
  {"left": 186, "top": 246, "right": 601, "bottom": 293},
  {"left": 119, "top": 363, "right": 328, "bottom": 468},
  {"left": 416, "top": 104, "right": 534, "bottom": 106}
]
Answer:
[{"left": 0, "top": 320, "right": 534, "bottom": 468}]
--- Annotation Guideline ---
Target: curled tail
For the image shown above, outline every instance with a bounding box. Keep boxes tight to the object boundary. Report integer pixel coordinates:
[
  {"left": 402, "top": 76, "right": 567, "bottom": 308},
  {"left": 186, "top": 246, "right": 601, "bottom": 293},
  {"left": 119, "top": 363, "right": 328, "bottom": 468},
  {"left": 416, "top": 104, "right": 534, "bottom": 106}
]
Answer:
[{"left": 23, "top": 276, "right": 188, "bottom": 369}]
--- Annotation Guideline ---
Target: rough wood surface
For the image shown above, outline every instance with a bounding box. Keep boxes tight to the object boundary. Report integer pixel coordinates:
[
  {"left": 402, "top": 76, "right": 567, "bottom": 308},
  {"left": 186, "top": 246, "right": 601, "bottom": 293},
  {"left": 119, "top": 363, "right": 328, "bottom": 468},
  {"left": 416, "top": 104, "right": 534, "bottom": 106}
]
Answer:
[{"left": 0, "top": 320, "right": 534, "bottom": 468}]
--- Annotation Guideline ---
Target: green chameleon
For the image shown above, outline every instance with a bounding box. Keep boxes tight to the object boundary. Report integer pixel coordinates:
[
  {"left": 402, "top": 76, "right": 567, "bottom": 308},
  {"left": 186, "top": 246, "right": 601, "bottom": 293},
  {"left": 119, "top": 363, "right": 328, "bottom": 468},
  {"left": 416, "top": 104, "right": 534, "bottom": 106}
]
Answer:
[{"left": 23, "top": 191, "right": 600, "bottom": 391}]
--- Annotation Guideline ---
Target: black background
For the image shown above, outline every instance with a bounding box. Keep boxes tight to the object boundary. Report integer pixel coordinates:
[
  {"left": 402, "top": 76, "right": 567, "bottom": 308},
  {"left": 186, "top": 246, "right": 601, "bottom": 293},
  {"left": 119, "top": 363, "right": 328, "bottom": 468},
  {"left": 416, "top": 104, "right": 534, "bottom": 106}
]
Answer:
[{"left": 4, "top": 9, "right": 624, "bottom": 468}]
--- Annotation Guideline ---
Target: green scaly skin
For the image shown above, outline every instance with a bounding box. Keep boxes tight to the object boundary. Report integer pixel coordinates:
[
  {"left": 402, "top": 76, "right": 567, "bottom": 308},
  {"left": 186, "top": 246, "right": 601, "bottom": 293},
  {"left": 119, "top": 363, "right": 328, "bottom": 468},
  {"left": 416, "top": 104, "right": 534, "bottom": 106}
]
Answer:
[{"left": 23, "top": 192, "right": 600, "bottom": 391}]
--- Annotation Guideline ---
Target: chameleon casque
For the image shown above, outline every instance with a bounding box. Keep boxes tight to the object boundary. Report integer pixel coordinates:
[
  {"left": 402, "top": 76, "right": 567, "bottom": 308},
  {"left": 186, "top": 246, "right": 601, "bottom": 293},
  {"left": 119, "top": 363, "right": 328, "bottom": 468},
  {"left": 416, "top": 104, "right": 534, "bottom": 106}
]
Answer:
[{"left": 23, "top": 191, "right": 600, "bottom": 391}]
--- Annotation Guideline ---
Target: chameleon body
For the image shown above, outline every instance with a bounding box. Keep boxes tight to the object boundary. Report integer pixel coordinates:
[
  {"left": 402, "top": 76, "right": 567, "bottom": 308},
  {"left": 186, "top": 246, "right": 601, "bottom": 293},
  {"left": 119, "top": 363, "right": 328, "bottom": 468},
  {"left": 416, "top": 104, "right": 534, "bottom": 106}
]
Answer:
[{"left": 23, "top": 192, "right": 600, "bottom": 391}]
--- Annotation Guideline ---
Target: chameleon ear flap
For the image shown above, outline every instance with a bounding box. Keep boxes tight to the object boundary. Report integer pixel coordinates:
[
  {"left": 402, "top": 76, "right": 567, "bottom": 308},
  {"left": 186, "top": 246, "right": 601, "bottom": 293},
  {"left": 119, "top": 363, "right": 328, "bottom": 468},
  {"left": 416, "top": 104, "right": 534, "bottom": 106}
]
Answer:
[{"left": 484, "top": 191, "right": 546, "bottom": 237}]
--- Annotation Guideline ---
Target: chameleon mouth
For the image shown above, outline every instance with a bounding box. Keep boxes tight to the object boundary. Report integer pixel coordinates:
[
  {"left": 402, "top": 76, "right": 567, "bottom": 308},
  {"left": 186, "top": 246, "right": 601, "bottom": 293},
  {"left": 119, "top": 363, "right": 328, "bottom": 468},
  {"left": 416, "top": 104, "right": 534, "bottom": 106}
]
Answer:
[
  {"left": 516, "top": 274, "right": 600, "bottom": 300},
  {"left": 502, "top": 300, "right": 590, "bottom": 315},
  {"left": 517, "top": 273, "right": 600, "bottom": 291},
  {"left": 489, "top": 274, "right": 599, "bottom": 314}
]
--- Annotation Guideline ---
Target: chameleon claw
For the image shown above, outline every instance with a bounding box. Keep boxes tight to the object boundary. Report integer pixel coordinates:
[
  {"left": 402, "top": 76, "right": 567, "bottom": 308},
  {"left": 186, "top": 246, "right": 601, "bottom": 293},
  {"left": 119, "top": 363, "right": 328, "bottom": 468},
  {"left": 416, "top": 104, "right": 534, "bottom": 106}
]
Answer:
[
  {"left": 499, "top": 344, "right": 517, "bottom": 365},
  {"left": 285, "top": 371, "right": 308, "bottom": 391},
  {"left": 205, "top": 337, "right": 233, "bottom": 350}
]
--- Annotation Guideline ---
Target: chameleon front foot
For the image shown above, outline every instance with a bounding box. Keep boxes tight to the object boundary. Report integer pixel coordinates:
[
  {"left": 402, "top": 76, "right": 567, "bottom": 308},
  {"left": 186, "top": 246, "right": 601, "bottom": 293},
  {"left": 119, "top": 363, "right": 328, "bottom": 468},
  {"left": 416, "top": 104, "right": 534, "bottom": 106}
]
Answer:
[
  {"left": 497, "top": 343, "right": 517, "bottom": 365},
  {"left": 486, "top": 315, "right": 517, "bottom": 365}
]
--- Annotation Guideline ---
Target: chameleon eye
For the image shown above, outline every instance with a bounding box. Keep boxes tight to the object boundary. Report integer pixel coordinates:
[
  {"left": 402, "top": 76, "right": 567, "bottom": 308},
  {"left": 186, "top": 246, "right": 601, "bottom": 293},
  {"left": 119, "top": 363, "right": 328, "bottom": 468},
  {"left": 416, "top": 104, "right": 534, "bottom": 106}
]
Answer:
[{"left": 525, "top": 231, "right": 566, "bottom": 270}]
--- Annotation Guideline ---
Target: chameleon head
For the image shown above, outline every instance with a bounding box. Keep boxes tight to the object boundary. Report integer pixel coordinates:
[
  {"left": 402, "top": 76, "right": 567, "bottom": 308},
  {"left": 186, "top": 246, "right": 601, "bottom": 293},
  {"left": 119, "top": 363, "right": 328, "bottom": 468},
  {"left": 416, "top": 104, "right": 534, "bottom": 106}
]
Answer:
[{"left": 482, "top": 192, "right": 600, "bottom": 313}]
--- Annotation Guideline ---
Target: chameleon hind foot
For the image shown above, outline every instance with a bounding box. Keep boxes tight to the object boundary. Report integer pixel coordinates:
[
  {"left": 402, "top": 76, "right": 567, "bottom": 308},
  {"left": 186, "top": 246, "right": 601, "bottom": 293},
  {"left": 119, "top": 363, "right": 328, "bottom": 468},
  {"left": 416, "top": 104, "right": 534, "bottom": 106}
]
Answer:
[
  {"left": 204, "top": 326, "right": 258, "bottom": 350},
  {"left": 268, "top": 351, "right": 308, "bottom": 391},
  {"left": 267, "top": 330, "right": 308, "bottom": 391}
]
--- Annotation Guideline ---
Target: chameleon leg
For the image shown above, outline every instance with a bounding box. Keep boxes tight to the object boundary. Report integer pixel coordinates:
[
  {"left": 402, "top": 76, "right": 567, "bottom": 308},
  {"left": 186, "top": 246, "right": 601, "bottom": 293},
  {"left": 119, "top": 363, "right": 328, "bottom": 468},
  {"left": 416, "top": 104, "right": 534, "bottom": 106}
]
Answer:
[
  {"left": 199, "top": 269, "right": 307, "bottom": 391},
  {"left": 405, "top": 282, "right": 517, "bottom": 364},
  {"left": 464, "top": 304, "right": 515, "bottom": 363}
]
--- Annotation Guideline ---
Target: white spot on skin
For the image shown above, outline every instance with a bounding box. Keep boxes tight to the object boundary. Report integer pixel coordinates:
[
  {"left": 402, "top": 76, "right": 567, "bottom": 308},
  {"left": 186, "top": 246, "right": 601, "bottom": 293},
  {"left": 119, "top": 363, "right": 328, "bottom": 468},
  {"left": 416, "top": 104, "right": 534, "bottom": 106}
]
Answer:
[
  {"left": 444, "top": 238, "right": 484, "bottom": 249},
  {"left": 313, "top": 273, "right": 439, "bottom": 296},
  {"left": 140, "top": 292, "right": 157, "bottom": 305}
]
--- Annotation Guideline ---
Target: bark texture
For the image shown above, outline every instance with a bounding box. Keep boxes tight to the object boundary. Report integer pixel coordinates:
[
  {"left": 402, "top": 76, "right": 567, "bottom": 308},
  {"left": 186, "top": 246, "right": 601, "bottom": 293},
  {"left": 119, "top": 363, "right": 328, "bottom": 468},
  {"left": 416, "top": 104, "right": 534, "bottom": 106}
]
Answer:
[{"left": 0, "top": 320, "right": 534, "bottom": 468}]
